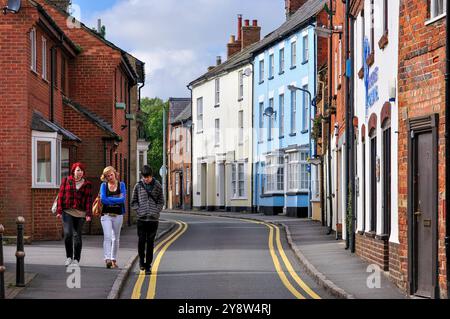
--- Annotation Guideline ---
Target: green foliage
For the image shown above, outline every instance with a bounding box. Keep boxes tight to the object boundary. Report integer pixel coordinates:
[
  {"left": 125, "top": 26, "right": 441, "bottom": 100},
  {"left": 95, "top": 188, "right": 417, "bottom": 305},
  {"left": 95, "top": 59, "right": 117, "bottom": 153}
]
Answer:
[
  {"left": 140, "top": 97, "right": 168, "bottom": 182},
  {"left": 312, "top": 115, "right": 323, "bottom": 141}
]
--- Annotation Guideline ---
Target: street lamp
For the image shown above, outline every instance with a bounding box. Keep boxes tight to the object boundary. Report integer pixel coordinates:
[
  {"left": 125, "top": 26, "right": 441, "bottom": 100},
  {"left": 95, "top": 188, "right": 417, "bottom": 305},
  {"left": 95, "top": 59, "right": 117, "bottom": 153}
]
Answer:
[{"left": 288, "top": 84, "right": 315, "bottom": 219}]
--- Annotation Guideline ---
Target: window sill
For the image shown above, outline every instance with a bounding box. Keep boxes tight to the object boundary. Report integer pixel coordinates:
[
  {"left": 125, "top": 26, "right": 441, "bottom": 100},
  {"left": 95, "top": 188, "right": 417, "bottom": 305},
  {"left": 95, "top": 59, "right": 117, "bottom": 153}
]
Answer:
[
  {"left": 260, "top": 193, "right": 285, "bottom": 198},
  {"left": 238, "top": 142, "right": 244, "bottom": 146},
  {"left": 196, "top": 131, "right": 204, "bottom": 134},
  {"left": 30, "top": 69, "right": 39, "bottom": 76},
  {"left": 366, "top": 53, "right": 374, "bottom": 67},
  {"left": 301, "top": 60, "right": 308, "bottom": 65},
  {"left": 279, "top": 135, "right": 285, "bottom": 140},
  {"left": 301, "top": 129, "right": 309, "bottom": 134},
  {"left": 364, "top": 231, "right": 376, "bottom": 239},
  {"left": 231, "top": 197, "right": 248, "bottom": 201},
  {"left": 286, "top": 191, "right": 308, "bottom": 196},
  {"left": 425, "top": 13, "right": 447, "bottom": 26},
  {"left": 289, "top": 133, "right": 297, "bottom": 137},
  {"left": 290, "top": 66, "right": 297, "bottom": 70},
  {"left": 214, "top": 104, "right": 220, "bottom": 108},
  {"left": 238, "top": 98, "right": 243, "bottom": 102},
  {"left": 259, "top": 80, "right": 264, "bottom": 85},
  {"left": 32, "top": 185, "right": 60, "bottom": 190},
  {"left": 42, "top": 77, "right": 50, "bottom": 84},
  {"left": 268, "top": 76, "right": 274, "bottom": 81},
  {"left": 279, "top": 71, "right": 285, "bottom": 76},
  {"left": 258, "top": 141, "right": 264, "bottom": 145},
  {"left": 268, "top": 138, "right": 273, "bottom": 142}
]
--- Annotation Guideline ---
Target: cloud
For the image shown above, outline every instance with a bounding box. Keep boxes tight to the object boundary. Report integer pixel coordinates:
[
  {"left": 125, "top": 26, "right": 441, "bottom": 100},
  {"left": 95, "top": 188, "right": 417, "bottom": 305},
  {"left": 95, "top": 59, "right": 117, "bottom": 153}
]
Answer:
[{"left": 80, "top": 0, "right": 285, "bottom": 100}]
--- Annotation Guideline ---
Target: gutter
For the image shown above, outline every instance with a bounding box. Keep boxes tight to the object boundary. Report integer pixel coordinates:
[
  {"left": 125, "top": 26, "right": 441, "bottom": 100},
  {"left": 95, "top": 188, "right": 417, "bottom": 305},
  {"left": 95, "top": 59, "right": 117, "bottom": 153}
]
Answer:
[
  {"left": 445, "top": 0, "right": 449, "bottom": 299},
  {"left": 187, "top": 85, "right": 193, "bottom": 210}
]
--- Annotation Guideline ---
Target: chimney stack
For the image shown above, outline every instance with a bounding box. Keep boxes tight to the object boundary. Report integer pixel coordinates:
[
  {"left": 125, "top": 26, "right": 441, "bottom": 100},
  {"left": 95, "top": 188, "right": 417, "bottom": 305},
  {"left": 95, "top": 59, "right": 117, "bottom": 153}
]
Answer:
[
  {"left": 48, "top": 0, "right": 72, "bottom": 13},
  {"left": 227, "top": 35, "right": 241, "bottom": 59},
  {"left": 241, "top": 19, "right": 261, "bottom": 50},
  {"left": 237, "top": 14, "right": 243, "bottom": 41},
  {"left": 285, "top": 0, "right": 307, "bottom": 19}
]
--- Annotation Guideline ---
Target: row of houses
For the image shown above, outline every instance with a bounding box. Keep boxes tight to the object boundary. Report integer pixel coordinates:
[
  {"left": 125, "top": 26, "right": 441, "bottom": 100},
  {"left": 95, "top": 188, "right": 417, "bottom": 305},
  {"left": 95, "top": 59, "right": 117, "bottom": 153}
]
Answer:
[
  {"left": 0, "top": 0, "right": 149, "bottom": 240},
  {"left": 167, "top": 0, "right": 449, "bottom": 299}
]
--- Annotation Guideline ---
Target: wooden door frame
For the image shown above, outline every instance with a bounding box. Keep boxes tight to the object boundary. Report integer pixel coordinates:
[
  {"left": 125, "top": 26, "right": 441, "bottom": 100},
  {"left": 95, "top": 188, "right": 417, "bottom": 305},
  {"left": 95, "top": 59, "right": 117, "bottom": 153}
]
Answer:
[{"left": 407, "top": 114, "right": 439, "bottom": 298}]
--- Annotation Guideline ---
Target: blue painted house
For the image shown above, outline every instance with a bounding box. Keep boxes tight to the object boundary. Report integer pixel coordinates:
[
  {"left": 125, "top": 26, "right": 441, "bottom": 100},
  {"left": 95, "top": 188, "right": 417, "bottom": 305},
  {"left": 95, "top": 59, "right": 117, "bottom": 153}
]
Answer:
[{"left": 252, "top": 0, "right": 326, "bottom": 217}]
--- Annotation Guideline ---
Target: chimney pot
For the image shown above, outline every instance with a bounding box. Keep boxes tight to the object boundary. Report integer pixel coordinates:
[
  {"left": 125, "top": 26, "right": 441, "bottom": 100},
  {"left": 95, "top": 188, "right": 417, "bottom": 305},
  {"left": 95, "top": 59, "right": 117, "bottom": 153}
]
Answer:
[
  {"left": 244, "top": 19, "right": 250, "bottom": 27},
  {"left": 216, "top": 56, "right": 222, "bottom": 66},
  {"left": 229, "top": 35, "right": 236, "bottom": 44},
  {"left": 252, "top": 20, "right": 258, "bottom": 27},
  {"left": 237, "top": 15, "right": 243, "bottom": 41}
]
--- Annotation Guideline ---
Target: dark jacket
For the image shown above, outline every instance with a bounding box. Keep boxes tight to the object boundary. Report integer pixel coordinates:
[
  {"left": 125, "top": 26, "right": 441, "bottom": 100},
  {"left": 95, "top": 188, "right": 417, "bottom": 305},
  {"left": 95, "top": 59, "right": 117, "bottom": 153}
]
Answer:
[
  {"left": 57, "top": 176, "right": 93, "bottom": 217},
  {"left": 131, "top": 179, "right": 164, "bottom": 221}
]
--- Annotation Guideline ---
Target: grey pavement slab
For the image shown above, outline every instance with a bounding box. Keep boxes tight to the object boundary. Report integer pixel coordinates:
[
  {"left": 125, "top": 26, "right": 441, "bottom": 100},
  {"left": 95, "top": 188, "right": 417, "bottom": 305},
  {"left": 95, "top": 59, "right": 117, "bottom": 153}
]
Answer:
[
  {"left": 2, "top": 220, "right": 173, "bottom": 299},
  {"left": 166, "top": 210, "right": 408, "bottom": 299}
]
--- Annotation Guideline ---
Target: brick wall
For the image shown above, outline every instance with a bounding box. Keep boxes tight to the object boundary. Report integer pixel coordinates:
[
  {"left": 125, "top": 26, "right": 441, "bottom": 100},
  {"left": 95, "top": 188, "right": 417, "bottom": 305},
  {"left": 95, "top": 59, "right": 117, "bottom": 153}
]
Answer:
[
  {"left": 31, "top": 189, "right": 62, "bottom": 241},
  {"left": 389, "top": 242, "right": 407, "bottom": 291},
  {"left": 355, "top": 233, "right": 389, "bottom": 271},
  {"left": 398, "top": 0, "right": 447, "bottom": 297}
]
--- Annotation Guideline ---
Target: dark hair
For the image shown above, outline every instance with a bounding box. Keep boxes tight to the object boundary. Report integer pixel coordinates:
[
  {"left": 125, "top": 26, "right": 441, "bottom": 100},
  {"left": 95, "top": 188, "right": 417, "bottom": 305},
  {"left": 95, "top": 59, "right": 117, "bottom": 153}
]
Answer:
[
  {"left": 71, "top": 162, "right": 86, "bottom": 177},
  {"left": 141, "top": 165, "right": 153, "bottom": 177}
]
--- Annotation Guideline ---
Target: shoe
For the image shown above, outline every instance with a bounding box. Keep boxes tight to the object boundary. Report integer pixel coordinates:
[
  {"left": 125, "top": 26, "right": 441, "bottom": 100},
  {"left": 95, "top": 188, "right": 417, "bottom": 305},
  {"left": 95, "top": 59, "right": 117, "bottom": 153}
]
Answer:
[
  {"left": 111, "top": 260, "right": 118, "bottom": 269},
  {"left": 145, "top": 268, "right": 152, "bottom": 275},
  {"left": 72, "top": 260, "right": 79, "bottom": 266},
  {"left": 106, "top": 260, "right": 112, "bottom": 269},
  {"left": 65, "top": 258, "right": 72, "bottom": 267}
]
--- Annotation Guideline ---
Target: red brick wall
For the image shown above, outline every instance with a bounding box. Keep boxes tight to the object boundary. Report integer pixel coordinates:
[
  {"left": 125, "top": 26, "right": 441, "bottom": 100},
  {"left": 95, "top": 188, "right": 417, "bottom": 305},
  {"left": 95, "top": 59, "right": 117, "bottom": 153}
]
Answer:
[
  {"left": 356, "top": 233, "right": 390, "bottom": 271},
  {"left": 32, "top": 189, "right": 62, "bottom": 241},
  {"left": 398, "top": 0, "right": 447, "bottom": 297},
  {"left": 389, "top": 242, "right": 407, "bottom": 291}
]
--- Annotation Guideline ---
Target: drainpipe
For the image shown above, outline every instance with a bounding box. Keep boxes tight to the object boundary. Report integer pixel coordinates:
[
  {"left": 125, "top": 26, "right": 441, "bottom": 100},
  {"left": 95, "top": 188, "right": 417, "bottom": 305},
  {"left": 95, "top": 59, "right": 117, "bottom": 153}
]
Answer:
[
  {"left": 250, "top": 61, "right": 255, "bottom": 213},
  {"left": 445, "top": 0, "right": 449, "bottom": 299},
  {"left": 344, "top": 0, "right": 351, "bottom": 250},
  {"left": 127, "top": 84, "right": 132, "bottom": 227},
  {"left": 188, "top": 86, "right": 193, "bottom": 210},
  {"left": 327, "top": 0, "right": 334, "bottom": 235},
  {"left": 349, "top": 9, "right": 356, "bottom": 254},
  {"left": 50, "top": 46, "right": 56, "bottom": 123}
]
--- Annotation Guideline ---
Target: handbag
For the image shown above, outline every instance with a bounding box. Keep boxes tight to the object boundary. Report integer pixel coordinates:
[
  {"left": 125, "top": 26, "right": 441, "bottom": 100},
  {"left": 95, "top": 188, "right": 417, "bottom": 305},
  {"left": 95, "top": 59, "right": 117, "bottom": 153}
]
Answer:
[
  {"left": 51, "top": 195, "right": 58, "bottom": 215},
  {"left": 92, "top": 194, "right": 103, "bottom": 217}
]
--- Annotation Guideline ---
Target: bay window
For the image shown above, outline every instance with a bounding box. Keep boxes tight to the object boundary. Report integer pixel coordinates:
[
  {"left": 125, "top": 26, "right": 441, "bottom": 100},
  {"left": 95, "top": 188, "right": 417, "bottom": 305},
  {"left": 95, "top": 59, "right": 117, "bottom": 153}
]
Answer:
[{"left": 32, "top": 131, "right": 62, "bottom": 188}]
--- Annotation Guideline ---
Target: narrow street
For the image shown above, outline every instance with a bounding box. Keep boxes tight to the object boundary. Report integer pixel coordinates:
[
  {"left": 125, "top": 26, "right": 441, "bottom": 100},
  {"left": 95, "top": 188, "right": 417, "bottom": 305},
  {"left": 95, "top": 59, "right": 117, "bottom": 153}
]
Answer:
[{"left": 120, "top": 212, "right": 333, "bottom": 299}]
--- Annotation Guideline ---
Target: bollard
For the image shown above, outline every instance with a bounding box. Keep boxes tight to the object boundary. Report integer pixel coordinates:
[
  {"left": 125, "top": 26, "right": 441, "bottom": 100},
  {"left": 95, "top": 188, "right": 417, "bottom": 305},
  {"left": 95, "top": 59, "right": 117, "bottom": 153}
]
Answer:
[
  {"left": 16, "top": 217, "right": 25, "bottom": 288},
  {"left": 0, "top": 224, "right": 5, "bottom": 299}
]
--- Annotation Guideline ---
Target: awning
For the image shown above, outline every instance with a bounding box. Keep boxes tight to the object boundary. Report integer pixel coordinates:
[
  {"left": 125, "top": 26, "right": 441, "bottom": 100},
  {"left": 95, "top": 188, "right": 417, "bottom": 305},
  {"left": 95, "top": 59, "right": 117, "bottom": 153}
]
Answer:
[{"left": 32, "top": 111, "right": 81, "bottom": 142}]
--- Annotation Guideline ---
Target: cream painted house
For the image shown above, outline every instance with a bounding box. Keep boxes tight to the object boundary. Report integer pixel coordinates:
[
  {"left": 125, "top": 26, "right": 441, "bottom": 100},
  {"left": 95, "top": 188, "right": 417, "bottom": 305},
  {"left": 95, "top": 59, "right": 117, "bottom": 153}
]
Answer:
[{"left": 189, "top": 46, "right": 256, "bottom": 212}]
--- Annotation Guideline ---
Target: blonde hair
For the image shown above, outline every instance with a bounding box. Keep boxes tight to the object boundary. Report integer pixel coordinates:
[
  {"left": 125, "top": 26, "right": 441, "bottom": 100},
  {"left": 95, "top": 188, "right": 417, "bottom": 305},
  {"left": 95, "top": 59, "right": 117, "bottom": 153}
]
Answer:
[{"left": 101, "top": 166, "right": 120, "bottom": 183}]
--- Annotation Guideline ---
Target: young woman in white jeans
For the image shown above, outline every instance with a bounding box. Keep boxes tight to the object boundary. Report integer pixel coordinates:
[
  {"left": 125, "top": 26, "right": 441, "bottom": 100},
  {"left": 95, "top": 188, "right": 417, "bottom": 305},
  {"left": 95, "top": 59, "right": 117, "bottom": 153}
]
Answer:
[{"left": 100, "top": 167, "right": 127, "bottom": 269}]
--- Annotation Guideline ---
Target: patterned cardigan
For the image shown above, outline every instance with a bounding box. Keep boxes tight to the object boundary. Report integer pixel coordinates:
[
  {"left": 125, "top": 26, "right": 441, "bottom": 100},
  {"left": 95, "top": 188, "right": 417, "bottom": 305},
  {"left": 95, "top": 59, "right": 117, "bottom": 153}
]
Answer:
[{"left": 56, "top": 176, "right": 93, "bottom": 217}]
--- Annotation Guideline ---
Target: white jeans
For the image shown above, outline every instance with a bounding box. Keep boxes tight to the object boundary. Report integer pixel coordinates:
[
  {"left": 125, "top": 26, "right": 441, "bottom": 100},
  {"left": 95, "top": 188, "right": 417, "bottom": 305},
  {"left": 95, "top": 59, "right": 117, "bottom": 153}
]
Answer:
[{"left": 101, "top": 214, "right": 124, "bottom": 261}]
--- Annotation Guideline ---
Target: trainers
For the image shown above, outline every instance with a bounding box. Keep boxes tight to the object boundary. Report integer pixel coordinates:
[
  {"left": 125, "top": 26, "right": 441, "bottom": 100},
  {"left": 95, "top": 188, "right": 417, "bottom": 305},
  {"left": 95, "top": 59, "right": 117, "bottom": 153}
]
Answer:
[
  {"left": 65, "top": 258, "right": 72, "bottom": 267},
  {"left": 145, "top": 268, "right": 152, "bottom": 275},
  {"left": 72, "top": 260, "right": 79, "bottom": 266}
]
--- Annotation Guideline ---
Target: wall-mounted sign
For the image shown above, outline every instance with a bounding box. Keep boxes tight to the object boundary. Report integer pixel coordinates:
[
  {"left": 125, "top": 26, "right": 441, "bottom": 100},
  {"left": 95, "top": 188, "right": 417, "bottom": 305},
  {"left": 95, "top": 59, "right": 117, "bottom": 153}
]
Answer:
[
  {"left": 363, "top": 37, "right": 379, "bottom": 117},
  {"left": 376, "top": 156, "right": 381, "bottom": 183}
]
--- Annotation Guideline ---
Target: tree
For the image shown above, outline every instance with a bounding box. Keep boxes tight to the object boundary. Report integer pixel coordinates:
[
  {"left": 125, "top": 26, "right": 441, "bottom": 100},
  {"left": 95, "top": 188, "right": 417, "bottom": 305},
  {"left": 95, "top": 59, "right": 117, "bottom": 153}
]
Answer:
[{"left": 140, "top": 97, "right": 168, "bottom": 182}]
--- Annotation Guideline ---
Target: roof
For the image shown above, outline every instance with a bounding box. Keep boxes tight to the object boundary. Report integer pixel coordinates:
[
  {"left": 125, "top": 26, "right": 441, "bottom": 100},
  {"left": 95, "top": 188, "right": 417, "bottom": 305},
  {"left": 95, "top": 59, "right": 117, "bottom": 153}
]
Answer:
[
  {"left": 31, "top": 111, "right": 81, "bottom": 142},
  {"left": 250, "top": 0, "right": 326, "bottom": 55},
  {"left": 168, "top": 98, "right": 191, "bottom": 123},
  {"left": 63, "top": 97, "right": 121, "bottom": 141},
  {"left": 189, "top": 0, "right": 326, "bottom": 87},
  {"left": 189, "top": 41, "right": 258, "bottom": 87},
  {"left": 171, "top": 103, "right": 192, "bottom": 125}
]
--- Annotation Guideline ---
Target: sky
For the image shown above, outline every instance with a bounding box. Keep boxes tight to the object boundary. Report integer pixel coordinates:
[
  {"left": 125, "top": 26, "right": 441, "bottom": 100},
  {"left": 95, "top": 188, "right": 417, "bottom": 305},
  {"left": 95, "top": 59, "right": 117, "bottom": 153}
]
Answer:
[{"left": 71, "top": 0, "right": 286, "bottom": 100}]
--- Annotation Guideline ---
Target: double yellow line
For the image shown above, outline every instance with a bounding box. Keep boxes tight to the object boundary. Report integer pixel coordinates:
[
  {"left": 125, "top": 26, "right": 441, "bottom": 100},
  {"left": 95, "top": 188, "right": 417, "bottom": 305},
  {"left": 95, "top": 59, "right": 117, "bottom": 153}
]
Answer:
[
  {"left": 240, "top": 218, "right": 321, "bottom": 300},
  {"left": 131, "top": 220, "right": 188, "bottom": 299}
]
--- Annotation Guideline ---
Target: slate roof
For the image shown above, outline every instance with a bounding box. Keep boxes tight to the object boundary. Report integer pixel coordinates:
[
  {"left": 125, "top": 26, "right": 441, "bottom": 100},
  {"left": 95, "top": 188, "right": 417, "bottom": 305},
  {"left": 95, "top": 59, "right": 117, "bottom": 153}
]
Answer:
[
  {"left": 168, "top": 98, "right": 191, "bottom": 123},
  {"left": 63, "top": 97, "right": 121, "bottom": 141},
  {"left": 171, "top": 103, "right": 192, "bottom": 125},
  {"left": 189, "top": 0, "right": 326, "bottom": 87},
  {"left": 31, "top": 111, "right": 81, "bottom": 142}
]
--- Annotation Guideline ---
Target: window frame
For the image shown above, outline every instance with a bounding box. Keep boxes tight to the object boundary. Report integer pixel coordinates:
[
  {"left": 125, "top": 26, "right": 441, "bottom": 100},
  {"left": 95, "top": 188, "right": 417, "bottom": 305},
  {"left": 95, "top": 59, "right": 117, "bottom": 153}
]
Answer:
[
  {"left": 268, "top": 98, "right": 274, "bottom": 140},
  {"left": 259, "top": 59, "right": 265, "bottom": 83},
  {"left": 197, "top": 97, "right": 203, "bottom": 132},
  {"left": 215, "top": 78, "right": 220, "bottom": 106},
  {"left": 287, "top": 150, "right": 309, "bottom": 193},
  {"left": 302, "top": 84, "right": 309, "bottom": 132},
  {"left": 430, "top": 0, "right": 446, "bottom": 19},
  {"left": 265, "top": 154, "right": 285, "bottom": 194},
  {"left": 238, "top": 110, "right": 244, "bottom": 144},
  {"left": 259, "top": 101, "right": 265, "bottom": 142},
  {"left": 42, "top": 37, "right": 48, "bottom": 80},
  {"left": 32, "top": 131, "right": 62, "bottom": 189},
  {"left": 215, "top": 118, "right": 220, "bottom": 147},
  {"left": 279, "top": 94, "right": 285, "bottom": 137},
  {"left": 238, "top": 70, "right": 244, "bottom": 100},
  {"left": 279, "top": 48, "right": 285, "bottom": 74},
  {"left": 231, "top": 162, "right": 247, "bottom": 200},
  {"left": 291, "top": 41, "right": 297, "bottom": 68},
  {"left": 30, "top": 28, "right": 37, "bottom": 73},
  {"left": 290, "top": 90, "right": 297, "bottom": 134},
  {"left": 269, "top": 53, "right": 275, "bottom": 79},
  {"left": 302, "top": 34, "right": 309, "bottom": 63}
]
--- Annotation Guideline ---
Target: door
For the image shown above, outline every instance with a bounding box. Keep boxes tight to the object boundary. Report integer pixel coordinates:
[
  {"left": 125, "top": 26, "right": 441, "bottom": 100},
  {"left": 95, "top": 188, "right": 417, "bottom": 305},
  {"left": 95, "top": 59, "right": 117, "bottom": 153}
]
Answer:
[
  {"left": 383, "top": 128, "right": 391, "bottom": 236},
  {"left": 180, "top": 173, "right": 184, "bottom": 209},
  {"left": 201, "top": 164, "right": 207, "bottom": 208},
  {"left": 413, "top": 132, "right": 434, "bottom": 298},
  {"left": 370, "top": 137, "right": 377, "bottom": 233},
  {"left": 217, "top": 163, "right": 225, "bottom": 207}
]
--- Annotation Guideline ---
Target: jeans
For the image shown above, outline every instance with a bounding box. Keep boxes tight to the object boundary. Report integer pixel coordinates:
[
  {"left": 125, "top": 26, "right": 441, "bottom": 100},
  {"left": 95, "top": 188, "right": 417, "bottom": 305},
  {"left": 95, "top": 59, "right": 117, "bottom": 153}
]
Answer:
[
  {"left": 101, "top": 214, "right": 124, "bottom": 261},
  {"left": 63, "top": 213, "right": 85, "bottom": 262},
  {"left": 137, "top": 220, "right": 159, "bottom": 269}
]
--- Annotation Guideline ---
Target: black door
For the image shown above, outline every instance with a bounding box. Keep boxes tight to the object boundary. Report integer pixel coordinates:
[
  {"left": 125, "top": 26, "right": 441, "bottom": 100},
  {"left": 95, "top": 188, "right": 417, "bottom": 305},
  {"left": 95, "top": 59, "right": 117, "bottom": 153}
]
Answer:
[
  {"left": 413, "top": 132, "right": 434, "bottom": 298},
  {"left": 370, "top": 136, "right": 377, "bottom": 232},
  {"left": 180, "top": 173, "right": 184, "bottom": 209},
  {"left": 383, "top": 128, "right": 391, "bottom": 236}
]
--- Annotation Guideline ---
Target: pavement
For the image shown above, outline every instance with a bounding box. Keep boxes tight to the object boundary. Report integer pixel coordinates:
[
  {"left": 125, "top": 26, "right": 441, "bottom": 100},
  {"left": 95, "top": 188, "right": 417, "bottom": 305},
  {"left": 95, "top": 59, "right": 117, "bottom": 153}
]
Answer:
[
  {"left": 1, "top": 219, "right": 176, "bottom": 299},
  {"left": 165, "top": 209, "right": 408, "bottom": 299}
]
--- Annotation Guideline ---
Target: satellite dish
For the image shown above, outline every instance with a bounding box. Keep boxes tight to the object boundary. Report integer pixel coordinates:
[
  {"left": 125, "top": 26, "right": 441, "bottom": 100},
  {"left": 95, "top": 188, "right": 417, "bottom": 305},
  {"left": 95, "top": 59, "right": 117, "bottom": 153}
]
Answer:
[
  {"left": 264, "top": 107, "right": 276, "bottom": 117},
  {"left": 243, "top": 68, "right": 252, "bottom": 77},
  {"left": 3, "top": 0, "right": 21, "bottom": 14}
]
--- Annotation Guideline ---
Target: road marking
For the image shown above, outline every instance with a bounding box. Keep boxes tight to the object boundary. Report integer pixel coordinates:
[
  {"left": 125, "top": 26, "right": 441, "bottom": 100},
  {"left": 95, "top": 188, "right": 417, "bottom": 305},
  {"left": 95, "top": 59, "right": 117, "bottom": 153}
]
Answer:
[
  {"left": 131, "top": 220, "right": 185, "bottom": 299},
  {"left": 235, "top": 218, "right": 319, "bottom": 299},
  {"left": 146, "top": 221, "right": 188, "bottom": 299}
]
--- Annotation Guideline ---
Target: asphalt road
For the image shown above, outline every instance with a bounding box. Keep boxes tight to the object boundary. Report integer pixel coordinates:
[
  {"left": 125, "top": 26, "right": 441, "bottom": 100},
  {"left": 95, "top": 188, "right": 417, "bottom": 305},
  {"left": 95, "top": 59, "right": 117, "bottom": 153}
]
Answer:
[{"left": 120, "top": 212, "right": 333, "bottom": 299}]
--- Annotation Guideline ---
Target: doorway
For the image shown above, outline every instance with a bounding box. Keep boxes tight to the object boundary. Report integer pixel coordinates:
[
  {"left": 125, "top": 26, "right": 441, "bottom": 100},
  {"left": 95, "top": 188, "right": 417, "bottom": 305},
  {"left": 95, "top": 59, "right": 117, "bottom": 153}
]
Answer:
[{"left": 408, "top": 115, "right": 438, "bottom": 299}]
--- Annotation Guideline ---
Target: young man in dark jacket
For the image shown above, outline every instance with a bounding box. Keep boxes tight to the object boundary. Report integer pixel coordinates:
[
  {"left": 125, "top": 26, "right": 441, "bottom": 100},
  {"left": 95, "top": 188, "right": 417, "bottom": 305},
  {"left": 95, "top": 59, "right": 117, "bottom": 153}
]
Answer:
[{"left": 131, "top": 165, "right": 164, "bottom": 274}]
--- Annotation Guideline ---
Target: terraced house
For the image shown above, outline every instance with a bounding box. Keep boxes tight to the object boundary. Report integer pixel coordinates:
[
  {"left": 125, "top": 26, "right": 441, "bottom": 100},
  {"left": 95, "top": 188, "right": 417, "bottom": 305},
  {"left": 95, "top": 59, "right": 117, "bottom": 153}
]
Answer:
[
  {"left": 253, "top": 0, "right": 328, "bottom": 218},
  {"left": 0, "top": 0, "right": 145, "bottom": 241},
  {"left": 190, "top": 15, "right": 260, "bottom": 212}
]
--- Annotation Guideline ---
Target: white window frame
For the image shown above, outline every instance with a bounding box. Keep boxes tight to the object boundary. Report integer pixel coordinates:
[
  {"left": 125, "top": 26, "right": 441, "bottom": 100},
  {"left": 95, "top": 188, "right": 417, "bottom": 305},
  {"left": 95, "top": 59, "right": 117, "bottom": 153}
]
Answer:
[
  {"left": 269, "top": 54, "right": 275, "bottom": 78},
  {"left": 265, "top": 154, "right": 285, "bottom": 194},
  {"left": 215, "top": 78, "right": 220, "bottom": 106},
  {"left": 287, "top": 150, "right": 309, "bottom": 193},
  {"left": 268, "top": 98, "right": 275, "bottom": 140},
  {"left": 215, "top": 118, "right": 220, "bottom": 147},
  {"left": 32, "top": 131, "right": 62, "bottom": 189},
  {"left": 175, "top": 173, "right": 180, "bottom": 196},
  {"left": 302, "top": 35, "right": 309, "bottom": 63},
  {"left": 302, "top": 84, "right": 309, "bottom": 132},
  {"left": 259, "top": 59, "right": 265, "bottom": 83},
  {"left": 430, "top": 0, "right": 446, "bottom": 20},
  {"left": 238, "top": 110, "right": 244, "bottom": 144},
  {"left": 238, "top": 70, "right": 244, "bottom": 100},
  {"left": 197, "top": 97, "right": 203, "bottom": 132},
  {"left": 291, "top": 41, "right": 297, "bottom": 68},
  {"left": 30, "top": 28, "right": 37, "bottom": 72},
  {"left": 279, "top": 94, "right": 285, "bottom": 137},
  {"left": 279, "top": 48, "right": 285, "bottom": 73},
  {"left": 259, "top": 102, "right": 264, "bottom": 142},
  {"left": 291, "top": 90, "right": 297, "bottom": 134},
  {"left": 42, "top": 37, "right": 48, "bottom": 80}
]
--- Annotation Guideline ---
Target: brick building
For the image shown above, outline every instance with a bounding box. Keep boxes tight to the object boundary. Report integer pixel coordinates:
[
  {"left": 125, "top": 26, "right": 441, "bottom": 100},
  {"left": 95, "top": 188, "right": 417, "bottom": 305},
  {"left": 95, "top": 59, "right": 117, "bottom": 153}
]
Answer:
[
  {"left": 167, "top": 100, "right": 192, "bottom": 210},
  {"left": 0, "top": 0, "right": 145, "bottom": 241},
  {"left": 397, "top": 0, "right": 447, "bottom": 298}
]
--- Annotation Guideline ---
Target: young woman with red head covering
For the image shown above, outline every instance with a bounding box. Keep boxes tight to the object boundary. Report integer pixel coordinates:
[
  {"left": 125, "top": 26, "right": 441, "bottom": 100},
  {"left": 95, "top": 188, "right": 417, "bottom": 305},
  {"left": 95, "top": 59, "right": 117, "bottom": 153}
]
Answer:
[{"left": 56, "top": 162, "right": 93, "bottom": 267}]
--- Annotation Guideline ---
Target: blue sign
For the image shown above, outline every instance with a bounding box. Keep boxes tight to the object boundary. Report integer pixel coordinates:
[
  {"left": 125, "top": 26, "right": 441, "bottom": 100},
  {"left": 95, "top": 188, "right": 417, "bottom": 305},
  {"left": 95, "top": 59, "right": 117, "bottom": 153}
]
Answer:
[{"left": 363, "top": 37, "right": 379, "bottom": 115}]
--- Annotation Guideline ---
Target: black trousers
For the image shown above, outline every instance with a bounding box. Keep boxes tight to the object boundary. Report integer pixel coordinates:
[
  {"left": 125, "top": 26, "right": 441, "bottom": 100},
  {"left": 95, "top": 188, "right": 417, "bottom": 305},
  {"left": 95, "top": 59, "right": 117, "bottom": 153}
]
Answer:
[
  {"left": 137, "top": 220, "right": 159, "bottom": 269},
  {"left": 63, "top": 213, "right": 85, "bottom": 262}
]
